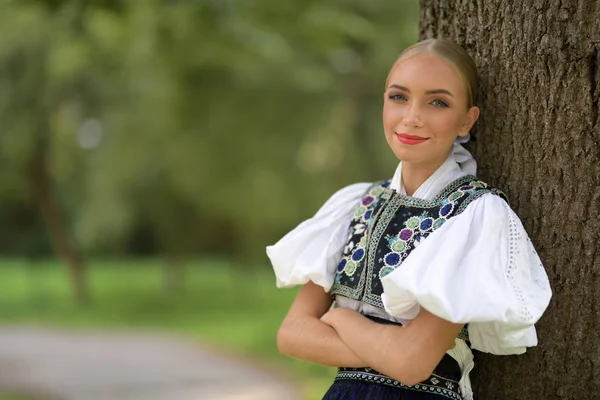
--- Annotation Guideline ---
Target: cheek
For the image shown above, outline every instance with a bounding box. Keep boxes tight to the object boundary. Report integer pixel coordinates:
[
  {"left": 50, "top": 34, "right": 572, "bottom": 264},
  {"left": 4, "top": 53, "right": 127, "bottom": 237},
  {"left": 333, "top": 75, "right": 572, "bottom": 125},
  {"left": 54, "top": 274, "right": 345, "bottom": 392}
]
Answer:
[
  {"left": 382, "top": 103, "right": 399, "bottom": 127},
  {"left": 450, "top": 117, "right": 467, "bottom": 133},
  {"left": 431, "top": 113, "right": 464, "bottom": 134}
]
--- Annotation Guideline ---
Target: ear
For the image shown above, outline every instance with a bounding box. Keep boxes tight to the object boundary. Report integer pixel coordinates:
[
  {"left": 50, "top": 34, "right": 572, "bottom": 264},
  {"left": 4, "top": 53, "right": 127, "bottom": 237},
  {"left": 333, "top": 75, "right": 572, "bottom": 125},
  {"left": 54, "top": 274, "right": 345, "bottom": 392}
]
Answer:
[{"left": 458, "top": 106, "right": 480, "bottom": 137}]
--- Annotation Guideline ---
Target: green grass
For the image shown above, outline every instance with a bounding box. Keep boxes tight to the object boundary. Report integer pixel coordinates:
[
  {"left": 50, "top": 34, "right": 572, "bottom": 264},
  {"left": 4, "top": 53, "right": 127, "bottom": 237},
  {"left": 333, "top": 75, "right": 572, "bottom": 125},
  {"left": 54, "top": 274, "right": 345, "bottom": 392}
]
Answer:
[
  {"left": 0, "top": 395, "right": 37, "bottom": 400},
  {"left": 0, "top": 258, "right": 335, "bottom": 400}
]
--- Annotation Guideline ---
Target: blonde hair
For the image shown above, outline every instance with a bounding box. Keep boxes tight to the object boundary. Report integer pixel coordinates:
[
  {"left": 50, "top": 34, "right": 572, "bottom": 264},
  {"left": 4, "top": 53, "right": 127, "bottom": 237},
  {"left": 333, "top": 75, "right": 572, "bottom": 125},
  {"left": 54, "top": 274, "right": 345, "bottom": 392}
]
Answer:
[{"left": 387, "top": 39, "right": 478, "bottom": 108}]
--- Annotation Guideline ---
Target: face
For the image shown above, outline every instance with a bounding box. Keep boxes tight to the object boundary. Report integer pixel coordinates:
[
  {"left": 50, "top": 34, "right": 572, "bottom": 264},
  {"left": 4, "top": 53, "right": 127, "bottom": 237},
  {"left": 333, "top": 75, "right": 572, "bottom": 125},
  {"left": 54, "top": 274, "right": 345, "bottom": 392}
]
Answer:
[{"left": 382, "top": 52, "right": 479, "bottom": 168}]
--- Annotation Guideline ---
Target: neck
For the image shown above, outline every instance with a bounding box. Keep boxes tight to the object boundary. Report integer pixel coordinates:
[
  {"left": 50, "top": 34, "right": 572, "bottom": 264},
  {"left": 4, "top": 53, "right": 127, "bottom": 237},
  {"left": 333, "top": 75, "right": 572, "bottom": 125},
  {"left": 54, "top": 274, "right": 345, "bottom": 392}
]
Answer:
[{"left": 400, "top": 152, "right": 450, "bottom": 196}]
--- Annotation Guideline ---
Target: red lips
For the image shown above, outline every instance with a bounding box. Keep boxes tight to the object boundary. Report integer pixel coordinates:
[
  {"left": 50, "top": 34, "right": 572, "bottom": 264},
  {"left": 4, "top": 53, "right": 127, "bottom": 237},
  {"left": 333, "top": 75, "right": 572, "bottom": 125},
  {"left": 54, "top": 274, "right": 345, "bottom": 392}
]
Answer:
[{"left": 396, "top": 133, "right": 428, "bottom": 145}]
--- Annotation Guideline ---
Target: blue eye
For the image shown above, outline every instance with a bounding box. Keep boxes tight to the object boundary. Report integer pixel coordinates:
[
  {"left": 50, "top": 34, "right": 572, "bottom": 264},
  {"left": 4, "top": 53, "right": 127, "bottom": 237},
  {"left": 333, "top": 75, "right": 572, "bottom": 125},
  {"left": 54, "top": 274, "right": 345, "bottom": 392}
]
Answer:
[
  {"left": 431, "top": 99, "right": 449, "bottom": 108},
  {"left": 388, "top": 93, "right": 407, "bottom": 101}
]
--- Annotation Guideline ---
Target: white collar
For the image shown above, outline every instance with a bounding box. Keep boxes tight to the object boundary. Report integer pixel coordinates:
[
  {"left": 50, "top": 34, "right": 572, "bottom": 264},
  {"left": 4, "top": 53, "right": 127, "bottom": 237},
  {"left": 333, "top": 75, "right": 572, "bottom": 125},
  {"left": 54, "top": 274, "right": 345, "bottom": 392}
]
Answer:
[{"left": 390, "top": 143, "right": 477, "bottom": 200}]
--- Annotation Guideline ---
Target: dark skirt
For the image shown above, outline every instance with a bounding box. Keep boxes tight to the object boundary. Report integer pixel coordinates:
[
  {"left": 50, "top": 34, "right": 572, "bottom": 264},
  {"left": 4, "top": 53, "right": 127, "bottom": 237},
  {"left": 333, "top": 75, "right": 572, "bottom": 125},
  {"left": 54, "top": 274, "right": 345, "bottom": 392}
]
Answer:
[
  {"left": 322, "top": 379, "right": 457, "bottom": 400},
  {"left": 322, "top": 316, "right": 463, "bottom": 400}
]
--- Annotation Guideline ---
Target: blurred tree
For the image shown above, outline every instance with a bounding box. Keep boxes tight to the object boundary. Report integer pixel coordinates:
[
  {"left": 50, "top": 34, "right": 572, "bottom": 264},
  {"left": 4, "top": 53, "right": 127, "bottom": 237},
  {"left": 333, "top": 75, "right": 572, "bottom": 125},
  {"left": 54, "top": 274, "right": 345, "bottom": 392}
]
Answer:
[
  {"left": 74, "top": 0, "right": 420, "bottom": 262},
  {"left": 0, "top": 2, "right": 92, "bottom": 302},
  {"left": 0, "top": 0, "right": 421, "bottom": 284},
  {"left": 421, "top": 0, "right": 599, "bottom": 398}
]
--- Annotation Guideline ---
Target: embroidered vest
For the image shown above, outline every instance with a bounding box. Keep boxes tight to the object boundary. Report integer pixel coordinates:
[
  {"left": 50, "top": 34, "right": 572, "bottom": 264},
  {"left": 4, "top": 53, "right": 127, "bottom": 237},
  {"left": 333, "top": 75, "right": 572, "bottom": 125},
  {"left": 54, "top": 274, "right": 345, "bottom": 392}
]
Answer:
[{"left": 330, "top": 175, "right": 507, "bottom": 310}]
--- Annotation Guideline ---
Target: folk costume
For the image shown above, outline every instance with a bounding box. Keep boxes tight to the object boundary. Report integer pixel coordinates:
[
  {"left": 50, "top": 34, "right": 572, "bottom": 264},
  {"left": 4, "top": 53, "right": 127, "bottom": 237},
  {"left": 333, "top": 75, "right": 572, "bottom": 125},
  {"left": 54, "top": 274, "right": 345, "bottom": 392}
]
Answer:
[{"left": 267, "top": 143, "right": 552, "bottom": 400}]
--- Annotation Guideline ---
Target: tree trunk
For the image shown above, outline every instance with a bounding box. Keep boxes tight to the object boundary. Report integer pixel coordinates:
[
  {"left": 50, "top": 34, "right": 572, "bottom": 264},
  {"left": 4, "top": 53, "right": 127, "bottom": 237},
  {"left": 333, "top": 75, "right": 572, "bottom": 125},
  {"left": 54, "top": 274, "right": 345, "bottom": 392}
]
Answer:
[
  {"left": 29, "top": 133, "right": 89, "bottom": 304},
  {"left": 420, "top": 1, "right": 600, "bottom": 398}
]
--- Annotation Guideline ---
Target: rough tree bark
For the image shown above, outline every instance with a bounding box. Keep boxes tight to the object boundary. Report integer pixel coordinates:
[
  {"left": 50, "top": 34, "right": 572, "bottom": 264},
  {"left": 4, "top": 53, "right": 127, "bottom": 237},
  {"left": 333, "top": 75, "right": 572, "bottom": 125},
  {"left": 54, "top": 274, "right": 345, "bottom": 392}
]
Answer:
[{"left": 420, "top": 1, "right": 599, "bottom": 399}]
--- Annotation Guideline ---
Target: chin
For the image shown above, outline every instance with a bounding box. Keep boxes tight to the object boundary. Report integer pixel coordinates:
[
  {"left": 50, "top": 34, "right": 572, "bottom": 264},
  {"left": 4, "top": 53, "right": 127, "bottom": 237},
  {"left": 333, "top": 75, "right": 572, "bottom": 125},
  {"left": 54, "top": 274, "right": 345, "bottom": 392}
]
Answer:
[
  {"left": 389, "top": 145, "right": 421, "bottom": 163},
  {"left": 386, "top": 136, "right": 420, "bottom": 161}
]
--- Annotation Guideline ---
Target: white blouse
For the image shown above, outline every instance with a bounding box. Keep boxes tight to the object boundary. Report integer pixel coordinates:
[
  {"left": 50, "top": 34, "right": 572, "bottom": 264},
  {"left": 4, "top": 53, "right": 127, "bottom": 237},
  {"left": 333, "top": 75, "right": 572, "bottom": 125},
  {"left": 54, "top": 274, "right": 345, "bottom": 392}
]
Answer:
[{"left": 266, "top": 144, "right": 552, "bottom": 400}]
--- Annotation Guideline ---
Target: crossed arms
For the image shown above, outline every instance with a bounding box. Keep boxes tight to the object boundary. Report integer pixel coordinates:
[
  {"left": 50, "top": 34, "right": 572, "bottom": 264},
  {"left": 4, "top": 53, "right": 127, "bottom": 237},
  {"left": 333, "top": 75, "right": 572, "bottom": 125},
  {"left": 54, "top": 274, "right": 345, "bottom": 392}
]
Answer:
[{"left": 277, "top": 281, "right": 463, "bottom": 386}]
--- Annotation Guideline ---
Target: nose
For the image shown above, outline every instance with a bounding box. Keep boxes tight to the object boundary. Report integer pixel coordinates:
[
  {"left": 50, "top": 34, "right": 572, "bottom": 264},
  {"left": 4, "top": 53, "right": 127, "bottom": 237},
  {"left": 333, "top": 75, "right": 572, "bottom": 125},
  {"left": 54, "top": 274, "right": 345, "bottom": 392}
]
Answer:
[{"left": 402, "top": 102, "right": 423, "bottom": 128}]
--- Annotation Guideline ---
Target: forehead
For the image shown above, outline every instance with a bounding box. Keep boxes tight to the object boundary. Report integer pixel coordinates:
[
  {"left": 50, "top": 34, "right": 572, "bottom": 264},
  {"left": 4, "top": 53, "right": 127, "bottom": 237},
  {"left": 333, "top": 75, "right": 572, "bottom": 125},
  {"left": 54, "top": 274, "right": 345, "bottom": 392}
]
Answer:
[{"left": 387, "top": 53, "right": 465, "bottom": 95}]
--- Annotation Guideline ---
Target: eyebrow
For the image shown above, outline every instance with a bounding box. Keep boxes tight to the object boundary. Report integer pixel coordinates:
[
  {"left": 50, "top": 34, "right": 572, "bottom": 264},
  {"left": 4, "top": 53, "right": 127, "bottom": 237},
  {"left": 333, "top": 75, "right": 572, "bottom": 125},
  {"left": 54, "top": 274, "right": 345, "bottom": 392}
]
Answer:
[{"left": 387, "top": 84, "right": 454, "bottom": 98}]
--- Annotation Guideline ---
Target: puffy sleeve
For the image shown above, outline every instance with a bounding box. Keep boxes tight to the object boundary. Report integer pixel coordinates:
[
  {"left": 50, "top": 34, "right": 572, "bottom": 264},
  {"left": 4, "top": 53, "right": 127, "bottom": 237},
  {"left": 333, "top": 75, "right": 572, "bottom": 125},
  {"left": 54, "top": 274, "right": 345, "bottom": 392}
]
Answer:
[
  {"left": 380, "top": 193, "right": 552, "bottom": 355},
  {"left": 266, "top": 183, "right": 371, "bottom": 292}
]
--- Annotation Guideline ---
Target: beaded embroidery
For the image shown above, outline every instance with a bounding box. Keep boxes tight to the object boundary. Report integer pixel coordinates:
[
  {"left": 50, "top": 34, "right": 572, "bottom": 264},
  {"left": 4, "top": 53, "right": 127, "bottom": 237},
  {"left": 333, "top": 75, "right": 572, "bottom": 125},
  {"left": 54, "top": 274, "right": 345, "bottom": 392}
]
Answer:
[
  {"left": 331, "top": 175, "right": 508, "bottom": 315},
  {"left": 335, "top": 368, "right": 462, "bottom": 400},
  {"left": 333, "top": 315, "right": 465, "bottom": 399}
]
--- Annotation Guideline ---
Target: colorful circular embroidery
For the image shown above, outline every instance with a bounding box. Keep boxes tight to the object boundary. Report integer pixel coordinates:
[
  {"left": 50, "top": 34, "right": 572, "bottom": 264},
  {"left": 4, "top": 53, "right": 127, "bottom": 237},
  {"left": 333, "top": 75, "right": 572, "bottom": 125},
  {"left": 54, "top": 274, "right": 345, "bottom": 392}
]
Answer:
[
  {"left": 337, "top": 258, "right": 347, "bottom": 273},
  {"left": 448, "top": 190, "right": 464, "bottom": 202},
  {"left": 345, "top": 260, "right": 357, "bottom": 276},
  {"left": 439, "top": 202, "right": 454, "bottom": 218},
  {"left": 399, "top": 228, "right": 414, "bottom": 241},
  {"left": 420, "top": 217, "right": 434, "bottom": 231},
  {"left": 433, "top": 218, "right": 446, "bottom": 230},
  {"left": 370, "top": 187, "right": 384, "bottom": 196},
  {"left": 406, "top": 216, "right": 420, "bottom": 229},
  {"left": 362, "top": 196, "right": 375, "bottom": 206},
  {"left": 354, "top": 206, "right": 366, "bottom": 218},
  {"left": 384, "top": 252, "right": 401, "bottom": 267},
  {"left": 351, "top": 248, "right": 365, "bottom": 262},
  {"left": 469, "top": 181, "right": 486, "bottom": 188},
  {"left": 391, "top": 240, "right": 406, "bottom": 252},
  {"left": 379, "top": 266, "right": 394, "bottom": 279}
]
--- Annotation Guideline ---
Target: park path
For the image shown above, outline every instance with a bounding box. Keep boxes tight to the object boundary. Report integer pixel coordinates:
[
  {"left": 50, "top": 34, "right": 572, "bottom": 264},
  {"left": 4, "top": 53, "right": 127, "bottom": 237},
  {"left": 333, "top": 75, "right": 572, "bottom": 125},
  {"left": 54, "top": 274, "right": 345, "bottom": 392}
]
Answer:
[{"left": 0, "top": 326, "right": 299, "bottom": 400}]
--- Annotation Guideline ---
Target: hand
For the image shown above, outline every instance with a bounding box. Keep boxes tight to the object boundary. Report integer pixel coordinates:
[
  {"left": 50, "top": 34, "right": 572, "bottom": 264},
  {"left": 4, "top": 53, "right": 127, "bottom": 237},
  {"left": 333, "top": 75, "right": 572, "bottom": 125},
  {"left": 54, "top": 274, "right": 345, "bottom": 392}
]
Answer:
[
  {"left": 321, "top": 307, "right": 359, "bottom": 327},
  {"left": 320, "top": 307, "right": 340, "bottom": 327}
]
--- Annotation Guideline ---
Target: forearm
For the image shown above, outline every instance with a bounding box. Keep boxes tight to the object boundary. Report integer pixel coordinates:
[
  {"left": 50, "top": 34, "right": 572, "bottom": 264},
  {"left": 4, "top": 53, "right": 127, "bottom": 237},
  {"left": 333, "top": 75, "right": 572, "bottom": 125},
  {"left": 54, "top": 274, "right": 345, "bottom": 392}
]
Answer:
[
  {"left": 326, "top": 310, "right": 427, "bottom": 385},
  {"left": 326, "top": 312, "right": 407, "bottom": 374},
  {"left": 327, "top": 308, "right": 461, "bottom": 386},
  {"left": 277, "top": 314, "right": 368, "bottom": 368}
]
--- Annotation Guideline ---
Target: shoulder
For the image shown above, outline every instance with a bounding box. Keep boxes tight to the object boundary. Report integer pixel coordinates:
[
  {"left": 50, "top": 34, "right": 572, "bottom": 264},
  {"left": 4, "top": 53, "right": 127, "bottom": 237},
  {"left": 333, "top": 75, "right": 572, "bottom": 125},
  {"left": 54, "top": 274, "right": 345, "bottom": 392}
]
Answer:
[
  {"left": 267, "top": 181, "right": 380, "bottom": 290},
  {"left": 444, "top": 175, "right": 508, "bottom": 203},
  {"left": 433, "top": 175, "right": 510, "bottom": 223},
  {"left": 314, "top": 182, "right": 380, "bottom": 218}
]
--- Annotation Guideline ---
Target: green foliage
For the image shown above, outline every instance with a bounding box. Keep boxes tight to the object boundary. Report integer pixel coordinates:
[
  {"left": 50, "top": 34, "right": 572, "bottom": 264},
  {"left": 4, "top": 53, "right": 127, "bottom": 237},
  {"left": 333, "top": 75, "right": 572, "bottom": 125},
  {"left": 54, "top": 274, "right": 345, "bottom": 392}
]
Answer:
[{"left": 0, "top": 0, "right": 419, "bottom": 259}]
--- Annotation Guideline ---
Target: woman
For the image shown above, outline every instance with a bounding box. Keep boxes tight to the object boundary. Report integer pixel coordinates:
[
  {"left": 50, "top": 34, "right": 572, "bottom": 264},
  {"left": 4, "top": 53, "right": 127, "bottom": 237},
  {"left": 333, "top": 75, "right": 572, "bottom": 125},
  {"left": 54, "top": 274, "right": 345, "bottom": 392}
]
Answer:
[{"left": 266, "top": 38, "right": 552, "bottom": 400}]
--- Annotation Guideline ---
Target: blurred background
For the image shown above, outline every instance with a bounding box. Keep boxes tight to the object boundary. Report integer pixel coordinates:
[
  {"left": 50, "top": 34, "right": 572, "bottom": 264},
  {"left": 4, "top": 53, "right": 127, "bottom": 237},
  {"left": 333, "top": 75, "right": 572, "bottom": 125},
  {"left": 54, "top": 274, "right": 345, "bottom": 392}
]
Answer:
[{"left": 0, "top": 0, "right": 418, "bottom": 399}]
